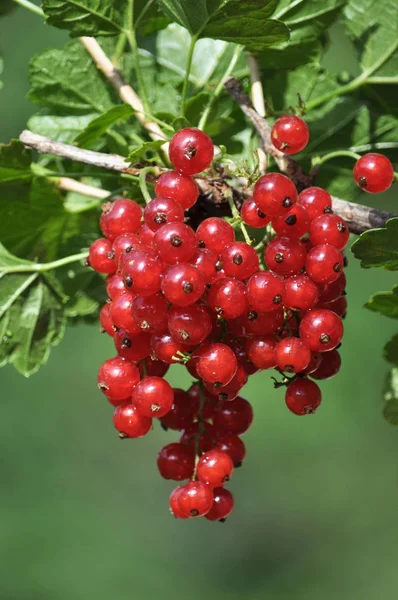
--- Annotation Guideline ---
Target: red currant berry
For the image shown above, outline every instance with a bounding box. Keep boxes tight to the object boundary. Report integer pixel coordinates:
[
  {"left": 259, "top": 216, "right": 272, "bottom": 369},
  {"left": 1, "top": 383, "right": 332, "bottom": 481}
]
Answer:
[
  {"left": 220, "top": 242, "right": 259, "bottom": 280},
  {"left": 197, "top": 449, "right": 234, "bottom": 487},
  {"left": 144, "top": 197, "right": 184, "bottom": 232},
  {"left": 113, "top": 403, "right": 152, "bottom": 438},
  {"left": 321, "top": 295, "right": 347, "bottom": 318},
  {"left": 138, "top": 223, "right": 155, "bottom": 249},
  {"left": 132, "top": 376, "right": 174, "bottom": 418},
  {"left": 309, "top": 214, "right": 349, "bottom": 250},
  {"left": 168, "top": 304, "right": 212, "bottom": 345},
  {"left": 88, "top": 238, "right": 116, "bottom": 274},
  {"left": 305, "top": 244, "right": 343, "bottom": 284},
  {"left": 196, "top": 217, "right": 235, "bottom": 254},
  {"left": 155, "top": 170, "right": 199, "bottom": 209},
  {"left": 195, "top": 343, "right": 238, "bottom": 386},
  {"left": 161, "top": 263, "right": 205, "bottom": 306},
  {"left": 318, "top": 272, "right": 346, "bottom": 303},
  {"left": 353, "top": 153, "right": 394, "bottom": 193},
  {"left": 213, "top": 396, "right": 253, "bottom": 435},
  {"left": 189, "top": 248, "right": 220, "bottom": 284},
  {"left": 285, "top": 378, "right": 321, "bottom": 415},
  {"left": 247, "top": 271, "right": 285, "bottom": 312},
  {"left": 205, "top": 487, "right": 234, "bottom": 521},
  {"left": 241, "top": 198, "right": 271, "bottom": 228},
  {"left": 99, "top": 303, "right": 115, "bottom": 337},
  {"left": 311, "top": 349, "right": 341, "bottom": 380},
  {"left": 100, "top": 198, "right": 142, "bottom": 240},
  {"left": 169, "top": 487, "right": 189, "bottom": 519},
  {"left": 299, "top": 308, "right": 343, "bottom": 352},
  {"left": 140, "top": 357, "right": 169, "bottom": 378},
  {"left": 215, "top": 433, "right": 246, "bottom": 467},
  {"left": 160, "top": 388, "right": 198, "bottom": 430},
  {"left": 121, "top": 250, "right": 163, "bottom": 296},
  {"left": 271, "top": 115, "right": 310, "bottom": 155},
  {"left": 298, "top": 187, "right": 332, "bottom": 221},
  {"left": 154, "top": 222, "right": 196, "bottom": 264},
  {"left": 114, "top": 330, "right": 151, "bottom": 362},
  {"left": 265, "top": 236, "right": 306, "bottom": 276},
  {"left": 204, "top": 363, "right": 248, "bottom": 401},
  {"left": 246, "top": 335, "right": 277, "bottom": 369},
  {"left": 300, "top": 351, "right": 322, "bottom": 375},
  {"left": 98, "top": 357, "right": 140, "bottom": 401},
  {"left": 157, "top": 443, "right": 195, "bottom": 480},
  {"left": 106, "top": 273, "right": 127, "bottom": 300},
  {"left": 240, "top": 307, "right": 284, "bottom": 336},
  {"left": 131, "top": 292, "right": 168, "bottom": 333},
  {"left": 151, "top": 332, "right": 187, "bottom": 364},
  {"left": 176, "top": 480, "right": 214, "bottom": 517},
  {"left": 207, "top": 277, "right": 248, "bottom": 319},
  {"left": 180, "top": 422, "right": 217, "bottom": 453},
  {"left": 110, "top": 292, "right": 140, "bottom": 336},
  {"left": 253, "top": 173, "right": 298, "bottom": 217},
  {"left": 112, "top": 233, "right": 142, "bottom": 265},
  {"left": 169, "top": 128, "right": 214, "bottom": 175},
  {"left": 284, "top": 274, "right": 319, "bottom": 311},
  {"left": 272, "top": 204, "right": 310, "bottom": 239},
  {"left": 275, "top": 337, "right": 311, "bottom": 373}
]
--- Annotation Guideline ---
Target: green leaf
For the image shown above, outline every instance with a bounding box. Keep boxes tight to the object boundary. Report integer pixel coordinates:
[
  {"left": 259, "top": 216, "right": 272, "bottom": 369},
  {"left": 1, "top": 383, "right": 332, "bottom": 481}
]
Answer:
[
  {"left": 0, "top": 140, "right": 32, "bottom": 183},
  {"left": 156, "top": 0, "right": 210, "bottom": 34},
  {"left": 42, "top": 0, "right": 126, "bottom": 37},
  {"left": 28, "top": 113, "right": 98, "bottom": 145},
  {"left": 366, "top": 286, "right": 398, "bottom": 319},
  {"left": 351, "top": 218, "right": 398, "bottom": 270},
  {"left": 0, "top": 0, "right": 15, "bottom": 16},
  {"left": 28, "top": 41, "right": 113, "bottom": 115},
  {"left": 126, "top": 140, "right": 165, "bottom": 162},
  {"left": 383, "top": 367, "right": 398, "bottom": 424},
  {"left": 258, "top": 40, "right": 323, "bottom": 69},
  {"left": 385, "top": 333, "right": 398, "bottom": 366},
  {"left": 75, "top": 105, "right": 135, "bottom": 148}
]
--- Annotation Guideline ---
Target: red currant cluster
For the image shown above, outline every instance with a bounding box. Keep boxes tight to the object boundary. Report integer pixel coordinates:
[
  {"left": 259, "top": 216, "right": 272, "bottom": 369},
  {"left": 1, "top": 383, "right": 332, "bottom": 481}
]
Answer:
[{"left": 88, "top": 120, "right": 393, "bottom": 522}]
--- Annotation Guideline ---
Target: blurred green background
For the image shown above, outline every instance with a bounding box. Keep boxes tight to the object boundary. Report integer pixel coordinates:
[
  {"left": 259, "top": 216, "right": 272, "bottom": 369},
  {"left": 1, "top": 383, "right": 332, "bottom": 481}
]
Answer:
[{"left": 1, "top": 6, "right": 398, "bottom": 600}]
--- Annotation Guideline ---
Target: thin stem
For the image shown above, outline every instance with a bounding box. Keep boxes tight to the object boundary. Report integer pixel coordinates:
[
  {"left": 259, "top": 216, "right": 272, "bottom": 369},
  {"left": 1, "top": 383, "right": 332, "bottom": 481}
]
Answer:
[
  {"left": 125, "top": 0, "right": 150, "bottom": 112},
  {"left": 226, "top": 191, "right": 253, "bottom": 245},
  {"left": 1, "top": 252, "right": 89, "bottom": 274},
  {"left": 312, "top": 150, "right": 361, "bottom": 168},
  {"left": 240, "top": 222, "right": 252, "bottom": 245},
  {"left": 180, "top": 35, "right": 198, "bottom": 117},
  {"left": 139, "top": 167, "right": 157, "bottom": 204},
  {"left": 198, "top": 45, "right": 243, "bottom": 130},
  {"left": 12, "top": 0, "right": 44, "bottom": 16},
  {"left": 112, "top": 33, "right": 127, "bottom": 67}
]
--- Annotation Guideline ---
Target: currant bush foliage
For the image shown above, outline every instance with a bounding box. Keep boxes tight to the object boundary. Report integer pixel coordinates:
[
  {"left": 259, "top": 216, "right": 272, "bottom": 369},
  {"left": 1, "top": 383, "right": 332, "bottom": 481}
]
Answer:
[{"left": 0, "top": 0, "right": 397, "bottom": 413}]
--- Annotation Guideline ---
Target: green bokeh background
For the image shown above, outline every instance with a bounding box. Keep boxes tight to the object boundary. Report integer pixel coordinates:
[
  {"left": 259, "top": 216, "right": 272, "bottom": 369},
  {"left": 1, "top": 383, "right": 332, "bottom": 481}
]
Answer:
[{"left": 1, "top": 7, "right": 398, "bottom": 599}]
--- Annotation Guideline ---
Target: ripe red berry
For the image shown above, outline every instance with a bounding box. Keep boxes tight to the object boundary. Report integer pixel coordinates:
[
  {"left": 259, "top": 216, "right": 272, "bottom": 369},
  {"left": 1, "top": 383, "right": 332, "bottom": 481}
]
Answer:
[
  {"left": 353, "top": 153, "right": 394, "bottom": 193},
  {"left": 197, "top": 449, "right": 234, "bottom": 487},
  {"left": 204, "top": 362, "right": 248, "bottom": 401},
  {"left": 189, "top": 248, "right": 220, "bottom": 284},
  {"left": 213, "top": 396, "right": 253, "bottom": 435},
  {"left": 319, "top": 295, "right": 347, "bottom": 318},
  {"left": 299, "top": 308, "right": 344, "bottom": 352},
  {"left": 169, "top": 128, "right": 214, "bottom": 175},
  {"left": 207, "top": 277, "right": 248, "bottom": 319},
  {"left": 154, "top": 222, "right": 196, "bottom": 264},
  {"left": 253, "top": 173, "right": 298, "bottom": 217},
  {"left": 220, "top": 242, "right": 259, "bottom": 280},
  {"left": 311, "top": 349, "right": 341, "bottom": 380},
  {"left": 140, "top": 357, "right": 169, "bottom": 378},
  {"left": 112, "top": 233, "right": 142, "bottom": 265},
  {"left": 309, "top": 214, "right": 349, "bottom": 250},
  {"left": 275, "top": 337, "right": 311, "bottom": 373},
  {"left": 161, "top": 263, "right": 205, "bottom": 306},
  {"left": 168, "top": 304, "right": 212, "bottom": 346},
  {"left": 106, "top": 273, "right": 127, "bottom": 300},
  {"left": 284, "top": 275, "right": 320, "bottom": 311},
  {"left": 121, "top": 250, "right": 163, "bottom": 296},
  {"left": 132, "top": 376, "right": 174, "bottom": 417},
  {"left": 97, "top": 357, "right": 140, "bottom": 401},
  {"left": 169, "top": 487, "right": 189, "bottom": 519},
  {"left": 285, "top": 378, "right": 321, "bottom": 415},
  {"left": 151, "top": 331, "right": 188, "bottom": 364},
  {"left": 155, "top": 170, "right": 199, "bottom": 209},
  {"left": 100, "top": 198, "right": 142, "bottom": 240},
  {"left": 241, "top": 198, "right": 271, "bottom": 228},
  {"left": 138, "top": 223, "right": 155, "bottom": 249},
  {"left": 176, "top": 480, "right": 214, "bottom": 517},
  {"left": 247, "top": 271, "right": 285, "bottom": 312},
  {"left": 110, "top": 292, "right": 141, "bottom": 336},
  {"left": 160, "top": 388, "right": 198, "bottom": 430},
  {"left": 215, "top": 433, "right": 246, "bottom": 466},
  {"left": 180, "top": 421, "right": 217, "bottom": 453},
  {"left": 196, "top": 217, "right": 235, "bottom": 254},
  {"left": 300, "top": 351, "right": 322, "bottom": 375},
  {"left": 88, "top": 238, "right": 116, "bottom": 274},
  {"left": 318, "top": 272, "right": 346, "bottom": 303},
  {"left": 99, "top": 304, "right": 115, "bottom": 337},
  {"left": 246, "top": 335, "right": 277, "bottom": 370},
  {"left": 305, "top": 244, "right": 343, "bottom": 284},
  {"left": 144, "top": 197, "right": 184, "bottom": 232},
  {"left": 205, "top": 488, "right": 234, "bottom": 521},
  {"left": 271, "top": 115, "right": 310, "bottom": 155},
  {"left": 265, "top": 236, "right": 306, "bottom": 276},
  {"left": 195, "top": 343, "right": 238, "bottom": 386},
  {"left": 113, "top": 403, "right": 152, "bottom": 438},
  {"left": 114, "top": 330, "right": 151, "bottom": 362},
  {"left": 298, "top": 187, "right": 332, "bottom": 221},
  {"left": 157, "top": 443, "right": 195, "bottom": 480},
  {"left": 239, "top": 306, "right": 284, "bottom": 336},
  {"left": 132, "top": 292, "right": 168, "bottom": 333},
  {"left": 272, "top": 204, "right": 310, "bottom": 239}
]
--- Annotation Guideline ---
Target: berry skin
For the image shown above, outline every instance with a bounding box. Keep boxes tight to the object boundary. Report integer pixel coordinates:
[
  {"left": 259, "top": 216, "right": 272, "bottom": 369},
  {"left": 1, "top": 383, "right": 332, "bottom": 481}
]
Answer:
[
  {"left": 106, "top": 273, "right": 127, "bottom": 300},
  {"left": 353, "top": 153, "right": 394, "bottom": 193},
  {"left": 284, "top": 275, "right": 320, "bottom": 311},
  {"left": 132, "top": 376, "right": 174, "bottom": 418},
  {"left": 253, "top": 173, "right": 298, "bottom": 217},
  {"left": 153, "top": 222, "right": 196, "bottom": 264},
  {"left": 140, "top": 357, "right": 169, "bottom": 378},
  {"left": 318, "top": 272, "right": 346, "bottom": 303},
  {"left": 272, "top": 204, "right": 310, "bottom": 239},
  {"left": 319, "top": 295, "right": 347, "bottom": 318},
  {"left": 195, "top": 343, "right": 238, "bottom": 386},
  {"left": 197, "top": 450, "right": 234, "bottom": 487},
  {"left": 121, "top": 250, "right": 163, "bottom": 296},
  {"left": 309, "top": 214, "right": 349, "bottom": 250},
  {"left": 220, "top": 242, "right": 260, "bottom": 280},
  {"left": 247, "top": 271, "right": 285, "bottom": 312},
  {"left": 112, "top": 233, "right": 142, "bottom": 265},
  {"left": 285, "top": 378, "right": 322, "bottom": 415},
  {"left": 190, "top": 248, "right": 220, "bottom": 284},
  {"left": 155, "top": 170, "right": 199, "bottom": 209},
  {"left": 196, "top": 217, "right": 235, "bottom": 254},
  {"left": 300, "top": 351, "right": 323, "bottom": 375},
  {"left": 138, "top": 223, "right": 155, "bottom": 249},
  {"left": 207, "top": 277, "right": 248, "bottom": 319},
  {"left": 113, "top": 403, "right": 152, "bottom": 438},
  {"left": 305, "top": 244, "right": 343, "bottom": 285},
  {"left": 299, "top": 308, "right": 344, "bottom": 352},
  {"left": 88, "top": 238, "right": 116, "bottom": 274},
  {"left": 114, "top": 330, "right": 151, "bottom": 362},
  {"left": 246, "top": 335, "right": 277, "bottom": 369},
  {"left": 160, "top": 388, "right": 198, "bottom": 430},
  {"left": 168, "top": 304, "right": 212, "bottom": 346},
  {"left": 298, "top": 187, "right": 332, "bottom": 221},
  {"left": 275, "top": 337, "right": 311, "bottom": 373},
  {"left": 176, "top": 480, "right": 214, "bottom": 517},
  {"left": 205, "top": 488, "right": 234, "bottom": 522},
  {"left": 161, "top": 263, "right": 205, "bottom": 306},
  {"left": 100, "top": 304, "right": 115, "bottom": 337},
  {"left": 97, "top": 357, "right": 140, "bottom": 401},
  {"left": 151, "top": 332, "right": 187, "bottom": 364},
  {"left": 180, "top": 422, "right": 217, "bottom": 453},
  {"left": 311, "top": 349, "right": 341, "bottom": 380},
  {"left": 144, "top": 197, "right": 184, "bottom": 232},
  {"left": 204, "top": 363, "right": 248, "bottom": 401},
  {"left": 132, "top": 292, "right": 168, "bottom": 333},
  {"left": 100, "top": 198, "right": 142, "bottom": 240},
  {"left": 271, "top": 115, "right": 310, "bottom": 155},
  {"left": 169, "top": 128, "right": 214, "bottom": 175},
  {"left": 157, "top": 443, "right": 195, "bottom": 481},
  {"left": 215, "top": 433, "right": 246, "bottom": 467},
  {"left": 239, "top": 306, "right": 284, "bottom": 336},
  {"left": 265, "top": 236, "right": 306, "bottom": 276},
  {"left": 213, "top": 396, "right": 253, "bottom": 435},
  {"left": 110, "top": 292, "right": 141, "bottom": 337},
  {"left": 241, "top": 198, "right": 271, "bottom": 228},
  {"left": 169, "top": 487, "right": 189, "bottom": 519}
]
